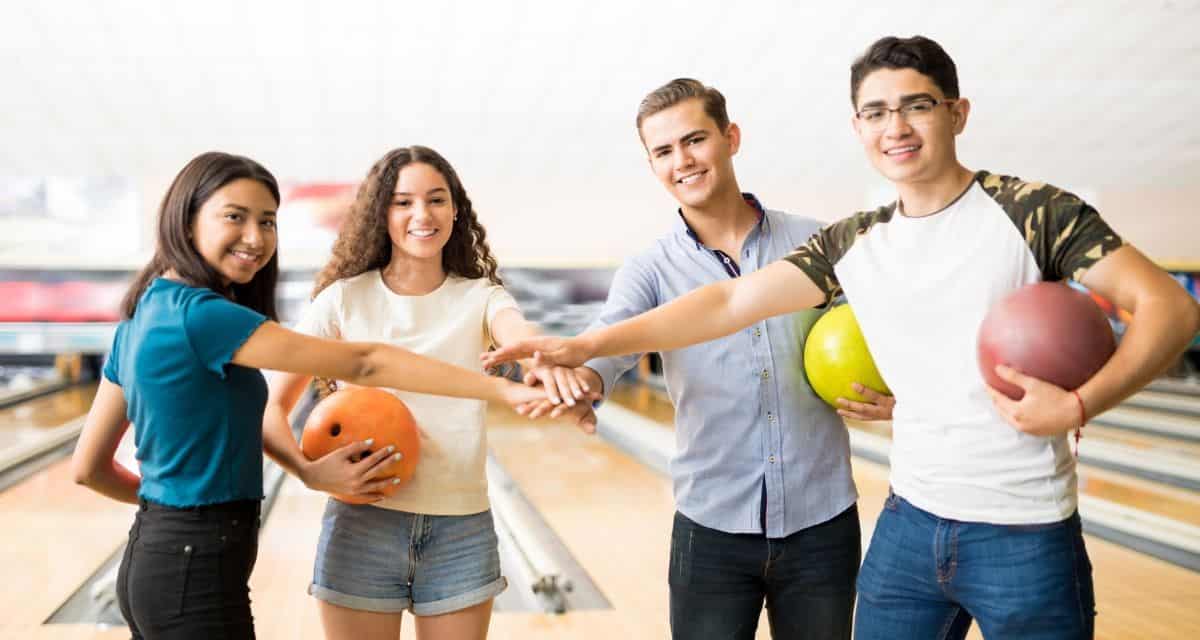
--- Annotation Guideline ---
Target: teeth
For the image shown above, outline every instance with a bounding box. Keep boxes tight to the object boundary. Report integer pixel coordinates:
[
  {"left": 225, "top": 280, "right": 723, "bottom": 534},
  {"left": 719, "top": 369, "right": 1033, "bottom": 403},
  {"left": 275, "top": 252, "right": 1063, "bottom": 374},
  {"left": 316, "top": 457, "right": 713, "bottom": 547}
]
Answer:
[
  {"left": 678, "top": 172, "right": 705, "bottom": 184},
  {"left": 886, "top": 146, "right": 919, "bottom": 155},
  {"left": 409, "top": 229, "right": 436, "bottom": 237},
  {"left": 232, "top": 251, "right": 258, "bottom": 261}
]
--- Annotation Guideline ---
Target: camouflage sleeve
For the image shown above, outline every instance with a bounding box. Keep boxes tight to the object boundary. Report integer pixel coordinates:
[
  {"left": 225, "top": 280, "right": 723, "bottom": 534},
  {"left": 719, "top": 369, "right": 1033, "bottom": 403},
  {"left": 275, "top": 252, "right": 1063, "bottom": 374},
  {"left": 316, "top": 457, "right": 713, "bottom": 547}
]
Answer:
[
  {"left": 979, "top": 172, "right": 1124, "bottom": 281},
  {"left": 782, "top": 206, "right": 894, "bottom": 307},
  {"left": 783, "top": 231, "right": 842, "bottom": 308}
]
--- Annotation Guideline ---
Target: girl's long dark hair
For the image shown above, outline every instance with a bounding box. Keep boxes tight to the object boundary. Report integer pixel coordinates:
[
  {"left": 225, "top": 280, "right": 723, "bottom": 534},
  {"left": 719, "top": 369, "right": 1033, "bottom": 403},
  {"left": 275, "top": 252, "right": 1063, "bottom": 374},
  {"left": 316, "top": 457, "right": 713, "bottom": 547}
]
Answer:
[{"left": 120, "top": 151, "right": 281, "bottom": 320}]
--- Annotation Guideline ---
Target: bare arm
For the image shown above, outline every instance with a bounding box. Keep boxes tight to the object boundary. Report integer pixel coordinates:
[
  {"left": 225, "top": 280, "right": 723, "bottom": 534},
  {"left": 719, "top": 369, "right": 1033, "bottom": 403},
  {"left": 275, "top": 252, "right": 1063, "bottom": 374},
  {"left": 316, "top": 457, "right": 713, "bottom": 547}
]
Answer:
[
  {"left": 482, "top": 261, "right": 827, "bottom": 369},
  {"left": 261, "top": 371, "right": 313, "bottom": 476},
  {"left": 233, "top": 322, "right": 546, "bottom": 408},
  {"left": 1076, "top": 246, "right": 1200, "bottom": 416},
  {"left": 588, "top": 261, "right": 824, "bottom": 356},
  {"left": 71, "top": 379, "right": 140, "bottom": 504}
]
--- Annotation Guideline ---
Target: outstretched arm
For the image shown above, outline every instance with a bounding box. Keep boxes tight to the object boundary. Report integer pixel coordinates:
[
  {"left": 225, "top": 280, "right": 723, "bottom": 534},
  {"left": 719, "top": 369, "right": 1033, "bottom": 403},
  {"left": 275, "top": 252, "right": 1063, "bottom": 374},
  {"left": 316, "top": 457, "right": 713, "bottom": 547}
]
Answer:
[
  {"left": 483, "top": 261, "right": 827, "bottom": 369},
  {"left": 233, "top": 323, "right": 547, "bottom": 409}
]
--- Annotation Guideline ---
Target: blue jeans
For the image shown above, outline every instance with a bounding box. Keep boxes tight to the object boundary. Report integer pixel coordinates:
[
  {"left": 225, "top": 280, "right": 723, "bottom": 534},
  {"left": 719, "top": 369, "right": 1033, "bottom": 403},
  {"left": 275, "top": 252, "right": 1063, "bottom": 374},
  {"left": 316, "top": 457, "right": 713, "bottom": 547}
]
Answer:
[
  {"left": 855, "top": 491, "right": 1095, "bottom": 640},
  {"left": 669, "top": 505, "right": 860, "bottom": 640}
]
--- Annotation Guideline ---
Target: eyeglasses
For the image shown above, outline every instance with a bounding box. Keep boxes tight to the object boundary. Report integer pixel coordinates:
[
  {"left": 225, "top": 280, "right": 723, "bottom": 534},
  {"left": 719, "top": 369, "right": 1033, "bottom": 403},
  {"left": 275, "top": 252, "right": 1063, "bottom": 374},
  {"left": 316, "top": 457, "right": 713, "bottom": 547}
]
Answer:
[{"left": 854, "top": 98, "right": 955, "bottom": 130}]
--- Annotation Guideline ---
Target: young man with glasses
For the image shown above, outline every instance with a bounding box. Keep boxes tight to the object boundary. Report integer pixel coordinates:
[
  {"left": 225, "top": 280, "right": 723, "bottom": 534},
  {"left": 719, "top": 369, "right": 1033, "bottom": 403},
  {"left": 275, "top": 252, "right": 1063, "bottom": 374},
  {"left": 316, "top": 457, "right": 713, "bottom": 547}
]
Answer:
[
  {"left": 484, "top": 36, "right": 1200, "bottom": 639},
  {"left": 526, "top": 78, "right": 895, "bottom": 639}
]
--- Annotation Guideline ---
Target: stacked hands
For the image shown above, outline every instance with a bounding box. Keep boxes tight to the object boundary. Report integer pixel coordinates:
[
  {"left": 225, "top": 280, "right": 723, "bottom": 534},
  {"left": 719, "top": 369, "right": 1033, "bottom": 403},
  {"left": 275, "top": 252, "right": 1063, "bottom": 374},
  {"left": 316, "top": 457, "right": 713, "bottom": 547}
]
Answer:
[
  {"left": 484, "top": 335, "right": 1085, "bottom": 435},
  {"left": 480, "top": 333, "right": 898, "bottom": 426}
]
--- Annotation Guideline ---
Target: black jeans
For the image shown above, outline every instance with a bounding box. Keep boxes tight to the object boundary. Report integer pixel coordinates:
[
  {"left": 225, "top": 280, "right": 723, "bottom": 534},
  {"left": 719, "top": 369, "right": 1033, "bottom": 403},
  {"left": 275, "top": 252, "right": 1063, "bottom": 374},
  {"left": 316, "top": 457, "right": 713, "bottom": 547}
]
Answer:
[
  {"left": 669, "top": 505, "right": 860, "bottom": 640},
  {"left": 117, "top": 499, "right": 261, "bottom": 640}
]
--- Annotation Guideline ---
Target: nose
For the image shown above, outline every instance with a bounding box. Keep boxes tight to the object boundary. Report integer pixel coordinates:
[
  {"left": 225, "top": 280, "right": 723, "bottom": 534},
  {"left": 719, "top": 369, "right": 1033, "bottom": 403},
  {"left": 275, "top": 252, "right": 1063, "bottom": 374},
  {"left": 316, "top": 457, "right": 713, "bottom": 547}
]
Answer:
[
  {"left": 883, "top": 110, "right": 914, "bottom": 138},
  {"left": 410, "top": 201, "right": 435, "bottom": 222},
  {"left": 241, "top": 221, "right": 264, "bottom": 248},
  {"left": 674, "top": 144, "right": 696, "bottom": 173}
]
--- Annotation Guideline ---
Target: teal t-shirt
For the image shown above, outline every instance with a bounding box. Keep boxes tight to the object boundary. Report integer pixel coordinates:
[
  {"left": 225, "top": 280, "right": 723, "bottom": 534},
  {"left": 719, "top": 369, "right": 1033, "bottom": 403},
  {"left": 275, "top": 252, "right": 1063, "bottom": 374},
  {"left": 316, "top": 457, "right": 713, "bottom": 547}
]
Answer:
[{"left": 103, "top": 278, "right": 269, "bottom": 507}]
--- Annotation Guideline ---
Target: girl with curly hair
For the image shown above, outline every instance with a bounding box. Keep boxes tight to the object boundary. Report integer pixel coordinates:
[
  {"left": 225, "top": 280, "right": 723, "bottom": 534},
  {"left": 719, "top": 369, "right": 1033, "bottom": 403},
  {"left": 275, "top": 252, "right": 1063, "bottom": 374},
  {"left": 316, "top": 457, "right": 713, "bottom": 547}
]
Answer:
[
  {"left": 262, "top": 146, "right": 590, "bottom": 640},
  {"left": 71, "top": 151, "right": 548, "bottom": 640}
]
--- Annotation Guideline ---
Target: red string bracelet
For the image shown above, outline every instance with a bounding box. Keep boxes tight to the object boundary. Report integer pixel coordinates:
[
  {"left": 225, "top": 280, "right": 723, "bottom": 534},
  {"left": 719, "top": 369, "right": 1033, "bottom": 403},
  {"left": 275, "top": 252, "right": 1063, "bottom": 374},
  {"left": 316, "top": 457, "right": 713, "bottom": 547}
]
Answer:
[{"left": 1071, "top": 389, "right": 1087, "bottom": 456}]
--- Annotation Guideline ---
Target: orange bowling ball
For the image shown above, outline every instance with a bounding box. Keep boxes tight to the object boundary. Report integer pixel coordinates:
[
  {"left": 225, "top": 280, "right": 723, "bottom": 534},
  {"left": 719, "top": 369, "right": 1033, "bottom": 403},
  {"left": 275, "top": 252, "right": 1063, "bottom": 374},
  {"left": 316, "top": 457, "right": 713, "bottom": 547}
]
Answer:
[{"left": 300, "top": 387, "right": 420, "bottom": 504}]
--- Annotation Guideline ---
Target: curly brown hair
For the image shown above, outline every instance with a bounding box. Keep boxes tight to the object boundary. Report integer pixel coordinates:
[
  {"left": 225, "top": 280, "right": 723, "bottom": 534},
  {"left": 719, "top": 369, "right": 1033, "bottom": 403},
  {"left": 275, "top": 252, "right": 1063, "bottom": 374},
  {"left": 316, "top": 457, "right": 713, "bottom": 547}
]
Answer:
[{"left": 313, "top": 146, "right": 502, "bottom": 298}]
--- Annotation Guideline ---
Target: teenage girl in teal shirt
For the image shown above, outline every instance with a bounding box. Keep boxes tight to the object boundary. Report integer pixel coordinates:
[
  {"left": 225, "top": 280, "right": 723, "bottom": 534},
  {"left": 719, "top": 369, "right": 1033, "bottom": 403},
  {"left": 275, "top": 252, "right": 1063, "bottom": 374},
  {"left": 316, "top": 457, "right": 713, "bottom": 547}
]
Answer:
[{"left": 71, "top": 152, "right": 544, "bottom": 640}]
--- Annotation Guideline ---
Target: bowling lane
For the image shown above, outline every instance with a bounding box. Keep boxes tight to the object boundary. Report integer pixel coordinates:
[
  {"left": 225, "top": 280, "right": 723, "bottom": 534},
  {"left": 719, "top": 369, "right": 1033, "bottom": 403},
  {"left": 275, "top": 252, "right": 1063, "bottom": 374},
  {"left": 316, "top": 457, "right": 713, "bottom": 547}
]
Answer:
[
  {"left": 610, "top": 380, "right": 1200, "bottom": 640},
  {"left": 0, "top": 452, "right": 134, "bottom": 639},
  {"left": 0, "top": 384, "right": 96, "bottom": 453}
]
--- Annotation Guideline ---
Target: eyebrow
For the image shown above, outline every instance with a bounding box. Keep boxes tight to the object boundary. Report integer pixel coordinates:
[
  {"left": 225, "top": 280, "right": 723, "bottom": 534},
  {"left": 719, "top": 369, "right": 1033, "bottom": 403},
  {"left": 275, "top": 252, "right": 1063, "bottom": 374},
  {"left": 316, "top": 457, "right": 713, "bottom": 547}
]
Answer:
[
  {"left": 650, "top": 129, "right": 708, "bottom": 155},
  {"left": 223, "top": 204, "right": 277, "bottom": 217},
  {"left": 858, "top": 92, "right": 938, "bottom": 109},
  {"left": 393, "top": 187, "right": 449, "bottom": 197}
]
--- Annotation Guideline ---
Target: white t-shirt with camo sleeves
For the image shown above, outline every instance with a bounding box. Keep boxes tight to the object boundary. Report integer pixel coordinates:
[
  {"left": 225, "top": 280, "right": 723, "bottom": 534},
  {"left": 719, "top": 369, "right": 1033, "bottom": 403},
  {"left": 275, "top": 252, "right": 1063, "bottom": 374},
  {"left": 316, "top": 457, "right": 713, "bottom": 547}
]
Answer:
[{"left": 786, "top": 171, "right": 1123, "bottom": 524}]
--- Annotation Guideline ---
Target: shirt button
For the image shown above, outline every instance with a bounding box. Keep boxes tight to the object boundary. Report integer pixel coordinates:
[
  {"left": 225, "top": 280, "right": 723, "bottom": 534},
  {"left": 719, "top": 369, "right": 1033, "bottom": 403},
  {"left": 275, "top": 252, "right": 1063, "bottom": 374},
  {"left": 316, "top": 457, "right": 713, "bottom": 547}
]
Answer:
[
  {"left": 183, "top": 545, "right": 193, "bottom": 554},
  {"left": 769, "top": 455, "right": 776, "bottom": 464},
  {"left": 767, "top": 412, "right": 776, "bottom": 423},
  {"left": 754, "top": 328, "right": 762, "bottom": 338},
  {"left": 761, "top": 369, "right": 769, "bottom": 380}
]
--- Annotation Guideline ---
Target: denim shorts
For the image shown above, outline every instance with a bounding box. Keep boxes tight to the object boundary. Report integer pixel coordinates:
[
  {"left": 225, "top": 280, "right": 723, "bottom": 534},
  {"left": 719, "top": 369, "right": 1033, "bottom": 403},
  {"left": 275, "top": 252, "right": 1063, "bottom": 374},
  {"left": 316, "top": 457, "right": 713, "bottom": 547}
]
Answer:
[{"left": 308, "top": 499, "right": 507, "bottom": 616}]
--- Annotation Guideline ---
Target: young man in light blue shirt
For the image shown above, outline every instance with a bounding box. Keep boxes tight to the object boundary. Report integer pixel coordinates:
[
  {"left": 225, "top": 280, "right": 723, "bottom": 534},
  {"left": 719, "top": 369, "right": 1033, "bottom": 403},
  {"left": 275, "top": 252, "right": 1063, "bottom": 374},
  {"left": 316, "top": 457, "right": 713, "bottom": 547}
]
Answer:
[{"left": 542, "top": 79, "right": 893, "bottom": 640}]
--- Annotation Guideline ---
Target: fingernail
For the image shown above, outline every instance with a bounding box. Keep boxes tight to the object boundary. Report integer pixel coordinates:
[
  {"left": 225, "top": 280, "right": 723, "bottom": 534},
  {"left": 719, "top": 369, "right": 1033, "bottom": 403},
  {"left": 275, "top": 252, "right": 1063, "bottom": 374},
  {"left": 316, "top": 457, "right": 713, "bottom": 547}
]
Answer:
[
  {"left": 386, "top": 445, "right": 395, "bottom": 453},
  {"left": 365, "top": 438, "right": 374, "bottom": 446},
  {"left": 394, "top": 453, "right": 403, "bottom": 461},
  {"left": 392, "top": 478, "right": 401, "bottom": 485}
]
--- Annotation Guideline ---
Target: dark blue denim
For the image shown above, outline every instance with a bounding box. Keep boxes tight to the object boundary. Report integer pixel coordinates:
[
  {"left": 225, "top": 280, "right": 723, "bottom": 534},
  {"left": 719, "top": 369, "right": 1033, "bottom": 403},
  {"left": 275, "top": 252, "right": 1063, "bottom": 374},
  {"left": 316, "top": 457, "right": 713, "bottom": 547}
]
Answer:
[
  {"left": 117, "top": 499, "right": 261, "bottom": 639},
  {"left": 668, "top": 505, "right": 860, "bottom": 640},
  {"left": 855, "top": 491, "right": 1095, "bottom": 640}
]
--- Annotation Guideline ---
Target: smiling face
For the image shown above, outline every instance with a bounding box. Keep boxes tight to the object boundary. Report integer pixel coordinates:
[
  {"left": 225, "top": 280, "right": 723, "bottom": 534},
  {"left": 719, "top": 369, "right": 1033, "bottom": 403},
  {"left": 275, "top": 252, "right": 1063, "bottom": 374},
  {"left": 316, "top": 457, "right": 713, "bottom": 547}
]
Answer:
[
  {"left": 852, "top": 67, "right": 970, "bottom": 186},
  {"left": 386, "top": 162, "right": 456, "bottom": 262},
  {"left": 190, "top": 178, "right": 278, "bottom": 286},
  {"left": 640, "top": 98, "right": 741, "bottom": 210}
]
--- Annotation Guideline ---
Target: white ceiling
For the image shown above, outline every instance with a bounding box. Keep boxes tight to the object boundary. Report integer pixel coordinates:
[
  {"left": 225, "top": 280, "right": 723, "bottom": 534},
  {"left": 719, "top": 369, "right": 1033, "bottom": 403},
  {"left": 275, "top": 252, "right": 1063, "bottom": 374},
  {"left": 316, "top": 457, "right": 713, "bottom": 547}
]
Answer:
[{"left": 1, "top": 0, "right": 1198, "bottom": 253}]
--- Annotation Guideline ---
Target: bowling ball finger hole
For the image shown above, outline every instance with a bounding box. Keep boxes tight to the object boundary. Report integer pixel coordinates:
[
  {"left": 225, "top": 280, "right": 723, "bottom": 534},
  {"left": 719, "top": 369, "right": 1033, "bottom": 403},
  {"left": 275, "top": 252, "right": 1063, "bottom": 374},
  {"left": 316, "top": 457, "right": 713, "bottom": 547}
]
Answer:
[{"left": 330, "top": 424, "right": 341, "bottom": 437}]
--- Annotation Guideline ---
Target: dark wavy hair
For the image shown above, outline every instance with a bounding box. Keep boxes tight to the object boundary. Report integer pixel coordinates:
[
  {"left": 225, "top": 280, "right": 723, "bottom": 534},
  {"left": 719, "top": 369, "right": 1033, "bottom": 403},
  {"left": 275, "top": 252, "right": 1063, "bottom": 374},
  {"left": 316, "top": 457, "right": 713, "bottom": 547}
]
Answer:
[
  {"left": 850, "top": 35, "right": 959, "bottom": 107},
  {"left": 120, "top": 151, "right": 281, "bottom": 319},
  {"left": 313, "top": 146, "right": 502, "bottom": 297}
]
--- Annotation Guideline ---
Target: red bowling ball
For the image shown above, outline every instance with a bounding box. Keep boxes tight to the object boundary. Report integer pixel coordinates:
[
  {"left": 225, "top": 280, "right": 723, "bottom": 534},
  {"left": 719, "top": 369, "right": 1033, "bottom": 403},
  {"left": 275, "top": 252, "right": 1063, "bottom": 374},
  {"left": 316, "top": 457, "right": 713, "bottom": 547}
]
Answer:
[{"left": 978, "top": 282, "right": 1117, "bottom": 400}]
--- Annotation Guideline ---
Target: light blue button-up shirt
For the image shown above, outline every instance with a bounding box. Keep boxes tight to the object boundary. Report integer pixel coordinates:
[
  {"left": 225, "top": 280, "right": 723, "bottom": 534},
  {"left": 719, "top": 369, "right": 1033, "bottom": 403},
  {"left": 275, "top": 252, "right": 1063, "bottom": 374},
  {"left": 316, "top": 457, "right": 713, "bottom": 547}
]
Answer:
[{"left": 586, "top": 196, "right": 857, "bottom": 537}]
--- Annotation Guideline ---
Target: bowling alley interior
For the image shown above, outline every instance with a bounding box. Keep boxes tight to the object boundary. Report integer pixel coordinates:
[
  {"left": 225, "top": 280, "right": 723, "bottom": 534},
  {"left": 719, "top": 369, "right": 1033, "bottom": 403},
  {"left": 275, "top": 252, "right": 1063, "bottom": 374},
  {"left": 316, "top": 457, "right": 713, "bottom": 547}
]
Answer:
[{"left": 3, "top": 3, "right": 1200, "bottom": 639}]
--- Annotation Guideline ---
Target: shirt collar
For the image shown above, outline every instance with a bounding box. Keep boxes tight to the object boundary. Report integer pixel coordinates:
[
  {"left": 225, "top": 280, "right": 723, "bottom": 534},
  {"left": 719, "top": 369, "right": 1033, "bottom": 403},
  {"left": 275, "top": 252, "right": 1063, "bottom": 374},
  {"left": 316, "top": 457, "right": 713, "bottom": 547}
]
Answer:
[{"left": 676, "top": 193, "right": 767, "bottom": 249}]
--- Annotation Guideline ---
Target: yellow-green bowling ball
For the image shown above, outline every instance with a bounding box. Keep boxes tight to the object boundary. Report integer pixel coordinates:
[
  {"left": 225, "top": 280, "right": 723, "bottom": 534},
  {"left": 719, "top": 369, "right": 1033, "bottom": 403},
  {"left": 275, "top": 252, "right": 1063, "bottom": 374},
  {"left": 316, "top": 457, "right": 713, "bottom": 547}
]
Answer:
[{"left": 804, "top": 304, "right": 890, "bottom": 408}]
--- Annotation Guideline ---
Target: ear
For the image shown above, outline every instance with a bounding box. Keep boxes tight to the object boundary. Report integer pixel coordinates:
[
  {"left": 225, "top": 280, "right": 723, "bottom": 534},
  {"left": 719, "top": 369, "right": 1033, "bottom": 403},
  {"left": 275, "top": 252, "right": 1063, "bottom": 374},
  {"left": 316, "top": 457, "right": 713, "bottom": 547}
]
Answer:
[
  {"left": 726, "top": 122, "right": 742, "bottom": 155},
  {"left": 950, "top": 98, "right": 971, "bottom": 134}
]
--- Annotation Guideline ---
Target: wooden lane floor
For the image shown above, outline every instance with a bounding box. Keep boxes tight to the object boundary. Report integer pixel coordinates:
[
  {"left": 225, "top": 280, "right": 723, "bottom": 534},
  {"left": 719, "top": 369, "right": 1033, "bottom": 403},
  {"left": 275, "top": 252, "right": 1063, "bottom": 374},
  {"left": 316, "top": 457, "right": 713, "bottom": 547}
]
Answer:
[
  {"left": 609, "top": 382, "right": 1200, "bottom": 639},
  {"left": 0, "top": 454, "right": 133, "bottom": 639},
  {"left": 0, "top": 384, "right": 96, "bottom": 453}
]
